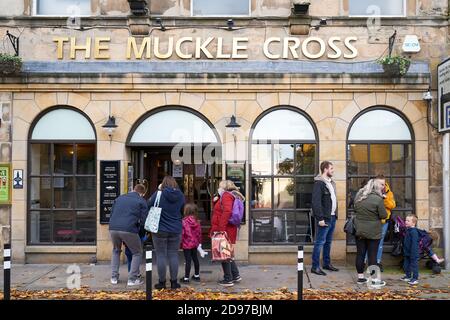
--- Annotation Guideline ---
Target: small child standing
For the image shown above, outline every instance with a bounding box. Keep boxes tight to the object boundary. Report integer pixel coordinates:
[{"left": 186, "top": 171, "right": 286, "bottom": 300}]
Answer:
[
  {"left": 401, "top": 214, "right": 420, "bottom": 285},
  {"left": 181, "top": 203, "right": 203, "bottom": 283}
]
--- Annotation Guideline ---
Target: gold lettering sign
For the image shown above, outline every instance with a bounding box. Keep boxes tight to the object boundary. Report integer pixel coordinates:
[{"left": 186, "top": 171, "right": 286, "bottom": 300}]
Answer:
[{"left": 53, "top": 36, "right": 359, "bottom": 60}]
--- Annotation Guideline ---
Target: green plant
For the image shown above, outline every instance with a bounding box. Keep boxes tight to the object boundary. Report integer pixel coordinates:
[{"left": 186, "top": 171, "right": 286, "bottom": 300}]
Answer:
[
  {"left": 0, "top": 53, "right": 22, "bottom": 74},
  {"left": 377, "top": 55, "right": 411, "bottom": 76}
]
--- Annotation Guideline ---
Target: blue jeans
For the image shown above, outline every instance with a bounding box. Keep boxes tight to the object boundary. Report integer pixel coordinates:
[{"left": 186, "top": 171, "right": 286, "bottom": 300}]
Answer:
[
  {"left": 312, "top": 216, "right": 336, "bottom": 270},
  {"left": 376, "top": 222, "right": 389, "bottom": 263},
  {"left": 403, "top": 255, "right": 419, "bottom": 280}
]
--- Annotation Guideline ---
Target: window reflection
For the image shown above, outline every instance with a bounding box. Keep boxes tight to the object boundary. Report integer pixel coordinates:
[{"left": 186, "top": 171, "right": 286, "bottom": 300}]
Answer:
[
  {"left": 251, "top": 178, "right": 272, "bottom": 209},
  {"left": 274, "top": 178, "right": 294, "bottom": 209},
  {"left": 274, "top": 144, "right": 294, "bottom": 175}
]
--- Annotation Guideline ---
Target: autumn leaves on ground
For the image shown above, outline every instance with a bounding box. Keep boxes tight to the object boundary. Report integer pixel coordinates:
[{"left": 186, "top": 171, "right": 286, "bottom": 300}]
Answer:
[{"left": 1, "top": 287, "right": 449, "bottom": 300}]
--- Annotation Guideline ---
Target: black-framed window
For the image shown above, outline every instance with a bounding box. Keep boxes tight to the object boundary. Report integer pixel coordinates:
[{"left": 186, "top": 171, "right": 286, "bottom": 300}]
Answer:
[
  {"left": 250, "top": 107, "right": 318, "bottom": 245},
  {"left": 29, "top": 143, "right": 96, "bottom": 244},
  {"left": 346, "top": 108, "right": 414, "bottom": 245}
]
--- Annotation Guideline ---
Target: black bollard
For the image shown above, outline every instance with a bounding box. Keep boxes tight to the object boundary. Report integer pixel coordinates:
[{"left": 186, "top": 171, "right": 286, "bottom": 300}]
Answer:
[
  {"left": 145, "top": 245, "right": 152, "bottom": 300},
  {"left": 297, "top": 245, "right": 303, "bottom": 301},
  {"left": 4, "top": 243, "right": 11, "bottom": 300}
]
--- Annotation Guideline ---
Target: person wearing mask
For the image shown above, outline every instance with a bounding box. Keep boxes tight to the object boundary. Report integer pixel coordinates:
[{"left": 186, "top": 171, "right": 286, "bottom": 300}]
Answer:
[
  {"left": 109, "top": 184, "right": 148, "bottom": 287},
  {"left": 311, "top": 161, "right": 339, "bottom": 276}
]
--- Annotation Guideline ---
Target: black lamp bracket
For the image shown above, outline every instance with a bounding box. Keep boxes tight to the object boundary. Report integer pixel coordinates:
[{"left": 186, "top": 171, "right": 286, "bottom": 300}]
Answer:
[{"left": 6, "top": 31, "right": 19, "bottom": 56}]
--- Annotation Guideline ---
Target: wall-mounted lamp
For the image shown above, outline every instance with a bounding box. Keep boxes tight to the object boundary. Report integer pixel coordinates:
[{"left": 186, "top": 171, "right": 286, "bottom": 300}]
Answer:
[
  {"left": 226, "top": 115, "right": 241, "bottom": 130},
  {"left": 102, "top": 116, "right": 118, "bottom": 140},
  {"left": 227, "top": 19, "right": 235, "bottom": 31},
  {"left": 155, "top": 17, "right": 166, "bottom": 31},
  {"left": 423, "top": 87, "right": 438, "bottom": 130},
  {"left": 312, "top": 18, "right": 327, "bottom": 31}
]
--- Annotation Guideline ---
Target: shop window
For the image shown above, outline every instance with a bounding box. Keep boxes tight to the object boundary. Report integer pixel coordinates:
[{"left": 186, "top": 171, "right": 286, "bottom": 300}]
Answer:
[
  {"left": 34, "top": 0, "right": 91, "bottom": 16},
  {"left": 250, "top": 108, "right": 317, "bottom": 245},
  {"left": 348, "top": 0, "right": 406, "bottom": 17},
  {"left": 192, "top": 0, "right": 250, "bottom": 16},
  {"left": 28, "top": 108, "right": 96, "bottom": 245},
  {"left": 347, "top": 108, "right": 414, "bottom": 245}
]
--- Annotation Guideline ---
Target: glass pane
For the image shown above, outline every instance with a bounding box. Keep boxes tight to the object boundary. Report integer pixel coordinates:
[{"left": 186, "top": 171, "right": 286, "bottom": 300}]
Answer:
[
  {"left": 192, "top": 0, "right": 250, "bottom": 16},
  {"left": 349, "top": 0, "right": 404, "bottom": 16},
  {"left": 296, "top": 212, "right": 314, "bottom": 243},
  {"left": 348, "top": 178, "right": 370, "bottom": 209},
  {"left": 251, "top": 212, "right": 272, "bottom": 243},
  {"left": 29, "top": 177, "right": 52, "bottom": 209},
  {"left": 348, "top": 110, "right": 411, "bottom": 141},
  {"left": 391, "top": 144, "right": 413, "bottom": 176},
  {"left": 53, "top": 211, "right": 74, "bottom": 243},
  {"left": 296, "top": 177, "right": 314, "bottom": 209},
  {"left": 273, "top": 212, "right": 295, "bottom": 243},
  {"left": 31, "top": 109, "right": 95, "bottom": 140},
  {"left": 54, "top": 177, "right": 74, "bottom": 208},
  {"left": 252, "top": 109, "right": 316, "bottom": 140},
  {"left": 274, "top": 144, "right": 294, "bottom": 175},
  {"left": 251, "top": 178, "right": 272, "bottom": 209},
  {"left": 75, "top": 211, "right": 96, "bottom": 243},
  {"left": 348, "top": 144, "right": 368, "bottom": 176},
  {"left": 296, "top": 144, "right": 316, "bottom": 175},
  {"left": 274, "top": 178, "right": 294, "bottom": 209},
  {"left": 76, "top": 144, "right": 95, "bottom": 174},
  {"left": 390, "top": 178, "right": 413, "bottom": 209},
  {"left": 29, "top": 211, "right": 52, "bottom": 244},
  {"left": 30, "top": 144, "right": 51, "bottom": 175},
  {"left": 370, "top": 144, "right": 390, "bottom": 176},
  {"left": 251, "top": 144, "right": 271, "bottom": 176},
  {"left": 76, "top": 177, "right": 96, "bottom": 208},
  {"left": 54, "top": 144, "right": 74, "bottom": 174}
]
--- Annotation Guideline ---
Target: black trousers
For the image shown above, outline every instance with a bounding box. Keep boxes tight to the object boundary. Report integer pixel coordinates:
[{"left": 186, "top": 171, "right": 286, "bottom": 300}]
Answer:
[
  {"left": 183, "top": 248, "right": 200, "bottom": 277},
  {"left": 221, "top": 260, "right": 240, "bottom": 282},
  {"left": 355, "top": 238, "right": 380, "bottom": 274}
]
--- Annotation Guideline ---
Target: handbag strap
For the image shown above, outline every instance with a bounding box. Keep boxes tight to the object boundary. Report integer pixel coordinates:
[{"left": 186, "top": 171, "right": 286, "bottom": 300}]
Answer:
[{"left": 154, "top": 190, "right": 162, "bottom": 208}]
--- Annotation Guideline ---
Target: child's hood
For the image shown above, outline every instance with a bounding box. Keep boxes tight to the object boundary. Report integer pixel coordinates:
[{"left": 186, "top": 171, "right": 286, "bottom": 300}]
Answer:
[{"left": 183, "top": 215, "right": 199, "bottom": 227}]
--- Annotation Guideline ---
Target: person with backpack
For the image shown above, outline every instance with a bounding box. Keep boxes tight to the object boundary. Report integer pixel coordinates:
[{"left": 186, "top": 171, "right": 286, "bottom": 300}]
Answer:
[
  {"left": 210, "top": 180, "right": 245, "bottom": 287},
  {"left": 401, "top": 214, "right": 421, "bottom": 285},
  {"left": 180, "top": 203, "right": 203, "bottom": 283},
  {"left": 148, "top": 176, "right": 185, "bottom": 290}
]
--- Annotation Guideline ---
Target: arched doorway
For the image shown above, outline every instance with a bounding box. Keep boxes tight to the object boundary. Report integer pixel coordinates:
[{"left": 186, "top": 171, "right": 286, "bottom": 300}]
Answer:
[
  {"left": 126, "top": 106, "right": 222, "bottom": 243},
  {"left": 249, "top": 106, "right": 319, "bottom": 245},
  {"left": 28, "top": 106, "right": 97, "bottom": 245}
]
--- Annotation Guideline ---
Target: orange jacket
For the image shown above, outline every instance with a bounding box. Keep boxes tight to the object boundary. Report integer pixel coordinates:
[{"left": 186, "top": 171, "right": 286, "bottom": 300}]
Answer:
[{"left": 382, "top": 182, "right": 396, "bottom": 224}]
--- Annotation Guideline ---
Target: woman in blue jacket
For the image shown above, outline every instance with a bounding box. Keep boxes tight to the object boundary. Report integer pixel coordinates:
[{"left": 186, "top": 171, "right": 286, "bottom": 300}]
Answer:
[{"left": 148, "top": 175, "right": 185, "bottom": 290}]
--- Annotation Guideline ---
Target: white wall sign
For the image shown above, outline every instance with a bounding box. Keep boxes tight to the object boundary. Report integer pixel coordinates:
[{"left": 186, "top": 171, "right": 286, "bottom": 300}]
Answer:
[
  {"left": 438, "top": 58, "right": 450, "bottom": 133},
  {"left": 402, "top": 35, "right": 420, "bottom": 53}
]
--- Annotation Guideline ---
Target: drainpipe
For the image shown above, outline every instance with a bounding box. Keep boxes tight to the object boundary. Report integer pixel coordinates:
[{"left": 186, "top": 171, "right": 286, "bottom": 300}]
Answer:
[{"left": 443, "top": 132, "right": 450, "bottom": 270}]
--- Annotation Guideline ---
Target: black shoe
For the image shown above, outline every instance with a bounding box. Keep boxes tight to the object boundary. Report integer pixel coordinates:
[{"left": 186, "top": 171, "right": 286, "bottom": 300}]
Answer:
[
  {"left": 357, "top": 278, "right": 368, "bottom": 285},
  {"left": 232, "top": 275, "right": 242, "bottom": 283},
  {"left": 377, "top": 263, "right": 384, "bottom": 272},
  {"left": 180, "top": 277, "right": 190, "bottom": 283},
  {"left": 218, "top": 280, "right": 234, "bottom": 287},
  {"left": 170, "top": 280, "right": 181, "bottom": 289},
  {"left": 311, "top": 268, "right": 327, "bottom": 276},
  {"left": 154, "top": 281, "right": 166, "bottom": 290},
  {"left": 323, "top": 265, "right": 339, "bottom": 272},
  {"left": 191, "top": 275, "right": 201, "bottom": 282}
]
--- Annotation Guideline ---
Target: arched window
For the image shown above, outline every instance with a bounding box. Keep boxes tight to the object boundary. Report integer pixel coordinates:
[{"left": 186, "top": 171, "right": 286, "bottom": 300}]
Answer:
[
  {"left": 250, "top": 107, "right": 318, "bottom": 245},
  {"left": 347, "top": 108, "right": 415, "bottom": 243},
  {"left": 28, "top": 107, "right": 96, "bottom": 245}
]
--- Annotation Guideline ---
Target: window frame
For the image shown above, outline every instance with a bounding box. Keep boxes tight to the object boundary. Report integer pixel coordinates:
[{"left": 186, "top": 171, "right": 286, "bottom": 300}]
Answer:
[
  {"left": 249, "top": 106, "right": 319, "bottom": 246},
  {"left": 347, "top": 0, "right": 407, "bottom": 18},
  {"left": 190, "top": 0, "right": 251, "bottom": 17},
  {"left": 32, "top": 0, "right": 92, "bottom": 17},
  {"left": 346, "top": 106, "right": 416, "bottom": 245}
]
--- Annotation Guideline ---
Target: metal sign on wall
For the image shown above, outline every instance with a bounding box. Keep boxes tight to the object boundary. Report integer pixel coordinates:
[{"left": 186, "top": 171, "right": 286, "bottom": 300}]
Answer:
[
  {"left": 438, "top": 58, "right": 450, "bottom": 133},
  {"left": 100, "top": 160, "right": 121, "bottom": 224}
]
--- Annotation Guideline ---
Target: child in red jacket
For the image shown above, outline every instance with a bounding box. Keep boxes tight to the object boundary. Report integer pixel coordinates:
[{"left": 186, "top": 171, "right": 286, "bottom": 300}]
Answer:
[{"left": 181, "top": 203, "right": 203, "bottom": 283}]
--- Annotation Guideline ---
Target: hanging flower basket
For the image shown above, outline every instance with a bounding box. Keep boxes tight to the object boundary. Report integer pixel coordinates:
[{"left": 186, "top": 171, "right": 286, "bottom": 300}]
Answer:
[
  {"left": 0, "top": 53, "right": 22, "bottom": 75},
  {"left": 377, "top": 56, "right": 411, "bottom": 77}
]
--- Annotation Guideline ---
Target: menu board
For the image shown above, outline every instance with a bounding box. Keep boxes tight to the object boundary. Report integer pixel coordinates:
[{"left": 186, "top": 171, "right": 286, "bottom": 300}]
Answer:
[
  {"left": 226, "top": 162, "right": 246, "bottom": 224},
  {"left": 100, "top": 161, "right": 121, "bottom": 224}
]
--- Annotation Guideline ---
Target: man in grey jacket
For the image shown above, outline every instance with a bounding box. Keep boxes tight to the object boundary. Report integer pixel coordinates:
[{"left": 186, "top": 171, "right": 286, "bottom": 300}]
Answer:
[{"left": 109, "top": 184, "right": 148, "bottom": 286}]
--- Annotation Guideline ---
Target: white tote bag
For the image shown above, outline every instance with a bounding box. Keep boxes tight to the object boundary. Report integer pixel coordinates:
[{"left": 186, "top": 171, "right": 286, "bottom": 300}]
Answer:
[{"left": 144, "top": 190, "right": 162, "bottom": 233}]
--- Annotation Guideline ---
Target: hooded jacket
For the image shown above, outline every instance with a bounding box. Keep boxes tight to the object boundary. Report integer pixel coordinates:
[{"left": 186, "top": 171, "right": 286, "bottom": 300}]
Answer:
[
  {"left": 382, "top": 182, "right": 396, "bottom": 224},
  {"left": 181, "top": 215, "right": 202, "bottom": 249},
  {"left": 148, "top": 187, "right": 185, "bottom": 234},
  {"left": 311, "top": 175, "right": 338, "bottom": 222},
  {"left": 109, "top": 192, "right": 148, "bottom": 234},
  {"left": 354, "top": 192, "right": 388, "bottom": 240}
]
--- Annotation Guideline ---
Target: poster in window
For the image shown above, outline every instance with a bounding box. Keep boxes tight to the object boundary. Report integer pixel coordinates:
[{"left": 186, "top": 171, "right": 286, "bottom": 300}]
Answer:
[
  {"left": 0, "top": 163, "right": 11, "bottom": 204},
  {"left": 100, "top": 161, "right": 121, "bottom": 224},
  {"left": 172, "top": 164, "right": 183, "bottom": 178}
]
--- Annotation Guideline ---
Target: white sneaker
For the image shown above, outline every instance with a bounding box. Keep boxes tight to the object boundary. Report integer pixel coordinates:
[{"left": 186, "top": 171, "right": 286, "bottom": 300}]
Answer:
[
  {"left": 127, "top": 279, "right": 144, "bottom": 286},
  {"left": 111, "top": 278, "right": 118, "bottom": 285}
]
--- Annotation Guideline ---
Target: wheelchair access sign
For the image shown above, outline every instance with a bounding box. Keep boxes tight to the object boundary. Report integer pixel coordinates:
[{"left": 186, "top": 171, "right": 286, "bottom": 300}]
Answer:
[{"left": 438, "top": 58, "right": 450, "bottom": 133}]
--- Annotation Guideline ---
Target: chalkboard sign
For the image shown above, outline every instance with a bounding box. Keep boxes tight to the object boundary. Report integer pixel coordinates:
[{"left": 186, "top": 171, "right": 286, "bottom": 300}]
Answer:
[
  {"left": 226, "top": 162, "right": 246, "bottom": 224},
  {"left": 100, "top": 160, "right": 121, "bottom": 224}
]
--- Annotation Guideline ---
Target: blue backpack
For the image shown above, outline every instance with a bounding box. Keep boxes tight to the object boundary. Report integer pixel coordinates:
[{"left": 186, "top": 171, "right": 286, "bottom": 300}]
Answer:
[{"left": 220, "top": 192, "right": 244, "bottom": 226}]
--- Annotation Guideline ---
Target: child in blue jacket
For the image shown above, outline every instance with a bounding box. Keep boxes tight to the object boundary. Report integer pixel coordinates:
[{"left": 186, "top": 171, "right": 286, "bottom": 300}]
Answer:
[{"left": 401, "top": 214, "right": 420, "bottom": 285}]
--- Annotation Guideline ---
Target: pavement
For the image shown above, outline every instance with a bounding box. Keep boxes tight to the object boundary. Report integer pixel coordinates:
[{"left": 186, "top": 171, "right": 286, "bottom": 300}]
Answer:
[{"left": 1, "top": 258, "right": 450, "bottom": 299}]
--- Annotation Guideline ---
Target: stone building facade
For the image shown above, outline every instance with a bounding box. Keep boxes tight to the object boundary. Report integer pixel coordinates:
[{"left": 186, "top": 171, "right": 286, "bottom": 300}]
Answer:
[{"left": 0, "top": 0, "right": 448, "bottom": 264}]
